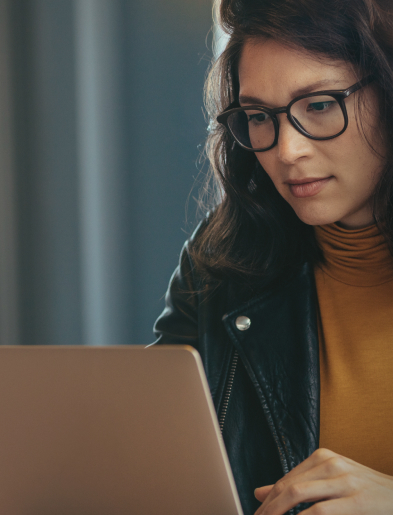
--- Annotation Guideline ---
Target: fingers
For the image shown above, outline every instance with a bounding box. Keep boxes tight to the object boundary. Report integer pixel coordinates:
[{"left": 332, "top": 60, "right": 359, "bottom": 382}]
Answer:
[
  {"left": 253, "top": 450, "right": 360, "bottom": 515},
  {"left": 254, "top": 485, "right": 274, "bottom": 502},
  {"left": 254, "top": 477, "right": 351, "bottom": 515},
  {"left": 253, "top": 450, "right": 337, "bottom": 512},
  {"left": 254, "top": 450, "right": 393, "bottom": 515},
  {"left": 255, "top": 449, "right": 349, "bottom": 503}
]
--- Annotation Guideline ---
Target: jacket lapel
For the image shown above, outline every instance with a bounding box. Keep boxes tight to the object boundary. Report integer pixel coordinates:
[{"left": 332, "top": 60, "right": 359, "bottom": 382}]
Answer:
[{"left": 222, "top": 262, "right": 319, "bottom": 474}]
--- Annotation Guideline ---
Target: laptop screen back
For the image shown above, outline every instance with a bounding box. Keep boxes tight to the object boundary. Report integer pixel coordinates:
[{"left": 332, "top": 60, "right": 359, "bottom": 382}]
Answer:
[{"left": 0, "top": 345, "right": 243, "bottom": 515}]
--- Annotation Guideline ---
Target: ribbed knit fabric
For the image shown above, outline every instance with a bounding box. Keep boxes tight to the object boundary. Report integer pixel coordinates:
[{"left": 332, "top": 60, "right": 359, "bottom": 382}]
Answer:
[{"left": 314, "top": 223, "right": 393, "bottom": 475}]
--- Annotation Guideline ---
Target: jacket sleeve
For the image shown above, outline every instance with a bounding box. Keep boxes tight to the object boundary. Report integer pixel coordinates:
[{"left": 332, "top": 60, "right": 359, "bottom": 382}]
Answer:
[{"left": 153, "top": 239, "right": 200, "bottom": 351}]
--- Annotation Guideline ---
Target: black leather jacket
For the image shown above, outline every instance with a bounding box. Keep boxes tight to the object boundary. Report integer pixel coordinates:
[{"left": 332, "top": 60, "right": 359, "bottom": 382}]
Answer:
[{"left": 154, "top": 233, "right": 320, "bottom": 515}]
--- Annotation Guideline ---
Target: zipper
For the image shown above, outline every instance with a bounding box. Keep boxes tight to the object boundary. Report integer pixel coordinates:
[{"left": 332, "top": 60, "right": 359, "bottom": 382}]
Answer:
[
  {"left": 219, "top": 350, "right": 239, "bottom": 433},
  {"left": 218, "top": 347, "right": 293, "bottom": 512}
]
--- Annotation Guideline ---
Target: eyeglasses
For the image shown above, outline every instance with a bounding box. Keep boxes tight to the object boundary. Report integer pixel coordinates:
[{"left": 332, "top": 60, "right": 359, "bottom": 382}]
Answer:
[{"left": 216, "top": 76, "right": 374, "bottom": 152}]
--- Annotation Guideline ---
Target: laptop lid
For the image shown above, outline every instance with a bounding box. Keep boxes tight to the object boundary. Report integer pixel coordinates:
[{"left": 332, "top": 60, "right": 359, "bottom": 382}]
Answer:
[{"left": 0, "top": 345, "right": 243, "bottom": 515}]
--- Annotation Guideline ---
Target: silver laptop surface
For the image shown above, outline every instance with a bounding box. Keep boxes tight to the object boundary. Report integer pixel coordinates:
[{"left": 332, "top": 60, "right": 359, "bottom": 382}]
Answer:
[{"left": 0, "top": 345, "right": 243, "bottom": 515}]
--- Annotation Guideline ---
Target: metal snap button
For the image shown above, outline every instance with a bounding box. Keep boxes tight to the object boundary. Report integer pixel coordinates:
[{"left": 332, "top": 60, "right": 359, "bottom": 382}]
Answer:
[{"left": 235, "top": 316, "right": 251, "bottom": 331}]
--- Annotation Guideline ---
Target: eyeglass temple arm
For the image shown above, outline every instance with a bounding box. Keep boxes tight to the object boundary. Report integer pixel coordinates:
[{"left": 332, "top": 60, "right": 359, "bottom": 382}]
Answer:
[
  {"left": 343, "top": 75, "right": 374, "bottom": 97},
  {"left": 216, "top": 100, "right": 240, "bottom": 123},
  {"left": 222, "top": 100, "right": 240, "bottom": 112}
]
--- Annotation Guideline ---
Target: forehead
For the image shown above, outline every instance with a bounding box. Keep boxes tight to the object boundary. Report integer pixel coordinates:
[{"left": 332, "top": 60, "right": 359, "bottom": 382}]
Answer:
[{"left": 238, "top": 38, "right": 356, "bottom": 106}]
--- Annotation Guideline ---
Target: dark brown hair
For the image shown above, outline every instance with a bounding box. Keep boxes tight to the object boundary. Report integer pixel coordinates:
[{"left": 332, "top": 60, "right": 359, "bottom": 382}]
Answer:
[{"left": 190, "top": 0, "right": 393, "bottom": 287}]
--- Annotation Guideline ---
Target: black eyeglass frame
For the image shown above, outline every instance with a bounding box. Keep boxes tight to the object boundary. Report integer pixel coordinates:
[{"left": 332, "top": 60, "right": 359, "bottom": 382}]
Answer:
[{"left": 216, "top": 76, "right": 374, "bottom": 152}]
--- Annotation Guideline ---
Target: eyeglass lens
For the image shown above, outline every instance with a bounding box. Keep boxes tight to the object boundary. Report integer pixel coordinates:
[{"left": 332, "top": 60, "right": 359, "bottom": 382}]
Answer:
[{"left": 226, "top": 95, "right": 345, "bottom": 150}]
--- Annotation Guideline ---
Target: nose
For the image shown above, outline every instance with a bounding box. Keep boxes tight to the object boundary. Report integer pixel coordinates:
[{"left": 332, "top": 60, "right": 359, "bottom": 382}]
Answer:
[{"left": 275, "top": 114, "right": 313, "bottom": 164}]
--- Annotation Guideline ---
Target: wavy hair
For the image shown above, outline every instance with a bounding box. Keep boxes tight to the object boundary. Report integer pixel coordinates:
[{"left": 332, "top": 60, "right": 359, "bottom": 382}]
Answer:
[{"left": 190, "top": 0, "right": 393, "bottom": 287}]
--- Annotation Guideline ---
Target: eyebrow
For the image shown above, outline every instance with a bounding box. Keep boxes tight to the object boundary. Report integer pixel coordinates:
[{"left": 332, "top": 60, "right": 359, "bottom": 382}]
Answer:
[{"left": 239, "top": 79, "right": 345, "bottom": 106}]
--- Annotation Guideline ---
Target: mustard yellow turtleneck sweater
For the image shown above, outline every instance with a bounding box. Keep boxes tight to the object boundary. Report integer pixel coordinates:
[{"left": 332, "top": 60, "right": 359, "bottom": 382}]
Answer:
[{"left": 314, "top": 223, "right": 393, "bottom": 475}]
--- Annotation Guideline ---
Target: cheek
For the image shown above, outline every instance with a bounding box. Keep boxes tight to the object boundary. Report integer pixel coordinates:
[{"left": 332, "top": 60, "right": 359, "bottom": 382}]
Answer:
[
  {"left": 340, "top": 93, "right": 386, "bottom": 169},
  {"left": 337, "top": 122, "right": 385, "bottom": 183}
]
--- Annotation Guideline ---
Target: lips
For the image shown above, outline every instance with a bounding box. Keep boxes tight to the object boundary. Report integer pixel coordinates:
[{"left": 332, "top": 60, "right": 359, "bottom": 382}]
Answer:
[{"left": 286, "top": 177, "right": 333, "bottom": 198}]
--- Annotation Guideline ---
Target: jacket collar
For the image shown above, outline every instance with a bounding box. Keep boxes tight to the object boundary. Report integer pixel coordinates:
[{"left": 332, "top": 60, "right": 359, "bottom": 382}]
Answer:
[{"left": 222, "top": 262, "right": 319, "bottom": 474}]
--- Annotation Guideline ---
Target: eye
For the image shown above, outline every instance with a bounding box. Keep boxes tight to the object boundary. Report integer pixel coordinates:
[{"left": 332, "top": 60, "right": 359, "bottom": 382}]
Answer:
[
  {"left": 306, "top": 101, "right": 336, "bottom": 112},
  {"left": 248, "top": 112, "right": 270, "bottom": 124}
]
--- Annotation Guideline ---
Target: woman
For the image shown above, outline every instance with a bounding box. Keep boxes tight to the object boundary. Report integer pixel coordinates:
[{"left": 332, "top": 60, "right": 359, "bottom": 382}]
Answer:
[{"left": 154, "top": 0, "right": 393, "bottom": 513}]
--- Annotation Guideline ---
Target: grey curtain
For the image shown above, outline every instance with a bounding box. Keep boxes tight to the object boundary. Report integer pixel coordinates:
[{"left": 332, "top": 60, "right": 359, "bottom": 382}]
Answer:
[{"left": 0, "top": 0, "right": 212, "bottom": 346}]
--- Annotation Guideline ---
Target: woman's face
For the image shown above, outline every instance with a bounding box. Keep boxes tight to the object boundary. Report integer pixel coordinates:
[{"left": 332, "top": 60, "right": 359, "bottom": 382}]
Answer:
[{"left": 238, "top": 38, "right": 386, "bottom": 228}]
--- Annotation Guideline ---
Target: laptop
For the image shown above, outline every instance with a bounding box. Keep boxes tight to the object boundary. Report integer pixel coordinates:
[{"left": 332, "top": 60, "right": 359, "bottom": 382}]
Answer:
[{"left": 0, "top": 345, "right": 243, "bottom": 515}]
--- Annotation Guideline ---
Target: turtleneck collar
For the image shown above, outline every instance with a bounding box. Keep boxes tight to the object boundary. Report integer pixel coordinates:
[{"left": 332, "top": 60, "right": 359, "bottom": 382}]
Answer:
[{"left": 314, "top": 223, "right": 393, "bottom": 287}]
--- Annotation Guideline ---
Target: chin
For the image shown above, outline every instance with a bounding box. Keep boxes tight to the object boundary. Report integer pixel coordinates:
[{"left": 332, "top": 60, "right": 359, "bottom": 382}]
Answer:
[{"left": 290, "top": 204, "right": 341, "bottom": 227}]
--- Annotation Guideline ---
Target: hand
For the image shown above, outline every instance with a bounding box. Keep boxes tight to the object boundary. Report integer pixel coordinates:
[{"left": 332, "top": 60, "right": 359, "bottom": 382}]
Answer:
[{"left": 254, "top": 448, "right": 393, "bottom": 514}]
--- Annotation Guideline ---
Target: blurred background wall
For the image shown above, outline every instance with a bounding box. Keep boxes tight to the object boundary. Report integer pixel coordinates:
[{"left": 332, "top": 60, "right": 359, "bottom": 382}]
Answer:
[{"left": 0, "top": 0, "right": 214, "bottom": 346}]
